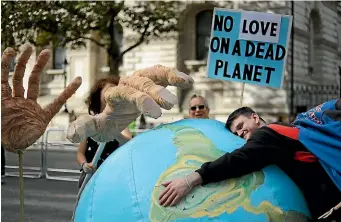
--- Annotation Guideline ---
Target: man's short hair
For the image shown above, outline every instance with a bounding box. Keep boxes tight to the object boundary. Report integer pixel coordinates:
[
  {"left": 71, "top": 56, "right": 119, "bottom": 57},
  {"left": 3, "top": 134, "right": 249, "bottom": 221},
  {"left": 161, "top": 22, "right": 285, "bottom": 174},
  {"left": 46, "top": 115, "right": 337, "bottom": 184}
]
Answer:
[
  {"left": 225, "top": 107, "right": 265, "bottom": 131},
  {"left": 189, "top": 94, "right": 209, "bottom": 108}
]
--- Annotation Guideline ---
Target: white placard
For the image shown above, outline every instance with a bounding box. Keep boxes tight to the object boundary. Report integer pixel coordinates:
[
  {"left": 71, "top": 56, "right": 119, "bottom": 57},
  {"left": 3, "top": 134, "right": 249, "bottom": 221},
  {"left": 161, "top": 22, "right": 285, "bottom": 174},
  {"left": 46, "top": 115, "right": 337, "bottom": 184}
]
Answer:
[{"left": 239, "top": 11, "right": 282, "bottom": 43}]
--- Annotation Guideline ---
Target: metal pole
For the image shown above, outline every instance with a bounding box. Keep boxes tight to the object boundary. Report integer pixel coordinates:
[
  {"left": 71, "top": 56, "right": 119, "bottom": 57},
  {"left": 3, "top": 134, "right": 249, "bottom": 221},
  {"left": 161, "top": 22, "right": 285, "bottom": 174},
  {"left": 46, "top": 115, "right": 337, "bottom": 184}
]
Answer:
[
  {"left": 72, "top": 142, "right": 107, "bottom": 220},
  {"left": 290, "top": 1, "right": 295, "bottom": 116},
  {"left": 63, "top": 59, "right": 69, "bottom": 113}
]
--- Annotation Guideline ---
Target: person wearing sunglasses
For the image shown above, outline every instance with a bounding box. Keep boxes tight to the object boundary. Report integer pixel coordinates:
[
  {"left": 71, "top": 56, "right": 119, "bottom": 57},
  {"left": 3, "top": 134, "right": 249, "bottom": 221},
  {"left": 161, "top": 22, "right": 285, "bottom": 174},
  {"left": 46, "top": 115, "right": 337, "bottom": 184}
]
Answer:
[{"left": 188, "top": 94, "right": 210, "bottom": 119}]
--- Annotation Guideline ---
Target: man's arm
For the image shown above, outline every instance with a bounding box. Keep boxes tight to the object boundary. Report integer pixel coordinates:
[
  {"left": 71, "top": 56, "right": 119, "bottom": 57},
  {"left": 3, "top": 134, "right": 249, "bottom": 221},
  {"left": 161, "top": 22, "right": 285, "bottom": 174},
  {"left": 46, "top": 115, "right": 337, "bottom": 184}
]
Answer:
[
  {"left": 159, "top": 127, "right": 297, "bottom": 207},
  {"left": 195, "top": 127, "right": 295, "bottom": 185}
]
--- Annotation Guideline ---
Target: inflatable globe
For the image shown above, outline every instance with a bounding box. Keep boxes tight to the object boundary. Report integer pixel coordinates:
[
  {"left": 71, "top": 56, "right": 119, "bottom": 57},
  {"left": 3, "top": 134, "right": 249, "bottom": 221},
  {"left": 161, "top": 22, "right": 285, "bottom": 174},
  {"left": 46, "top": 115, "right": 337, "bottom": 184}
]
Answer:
[{"left": 75, "top": 119, "right": 311, "bottom": 222}]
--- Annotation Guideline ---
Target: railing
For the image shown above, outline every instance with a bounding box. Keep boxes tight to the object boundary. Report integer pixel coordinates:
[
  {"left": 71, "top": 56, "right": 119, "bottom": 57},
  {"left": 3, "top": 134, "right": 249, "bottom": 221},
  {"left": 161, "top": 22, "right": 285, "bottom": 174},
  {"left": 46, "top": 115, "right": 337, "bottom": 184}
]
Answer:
[
  {"left": 294, "top": 84, "right": 340, "bottom": 113},
  {"left": 43, "top": 128, "right": 80, "bottom": 182},
  {"left": 5, "top": 137, "right": 45, "bottom": 179},
  {"left": 4, "top": 127, "right": 149, "bottom": 182}
]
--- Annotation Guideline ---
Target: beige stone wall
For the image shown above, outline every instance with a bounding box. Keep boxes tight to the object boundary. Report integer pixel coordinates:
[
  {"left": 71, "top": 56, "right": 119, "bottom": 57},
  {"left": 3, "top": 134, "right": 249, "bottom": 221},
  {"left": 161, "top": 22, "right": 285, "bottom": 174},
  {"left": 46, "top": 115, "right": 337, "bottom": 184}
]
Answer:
[
  {"left": 122, "top": 37, "right": 178, "bottom": 75},
  {"left": 286, "top": 1, "right": 341, "bottom": 86}
]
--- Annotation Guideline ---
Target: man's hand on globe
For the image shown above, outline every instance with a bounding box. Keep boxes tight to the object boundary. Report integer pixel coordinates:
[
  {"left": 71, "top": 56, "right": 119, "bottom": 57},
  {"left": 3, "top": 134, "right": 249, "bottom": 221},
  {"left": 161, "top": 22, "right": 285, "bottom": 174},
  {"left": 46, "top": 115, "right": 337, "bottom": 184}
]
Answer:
[
  {"left": 159, "top": 177, "right": 191, "bottom": 207},
  {"left": 159, "top": 172, "right": 203, "bottom": 207},
  {"left": 67, "top": 65, "right": 194, "bottom": 144},
  {"left": 1, "top": 45, "right": 82, "bottom": 153}
]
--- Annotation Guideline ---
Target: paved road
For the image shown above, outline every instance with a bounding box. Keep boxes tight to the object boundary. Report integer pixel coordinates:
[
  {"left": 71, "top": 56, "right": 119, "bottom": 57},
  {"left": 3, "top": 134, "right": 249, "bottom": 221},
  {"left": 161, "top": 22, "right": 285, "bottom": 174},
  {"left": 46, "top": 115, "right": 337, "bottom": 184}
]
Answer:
[
  {"left": 2, "top": 147, "right": 81, "bottom": 222},
  {"left": 1, "top": 177, "right": 78, "bottom": 222}
]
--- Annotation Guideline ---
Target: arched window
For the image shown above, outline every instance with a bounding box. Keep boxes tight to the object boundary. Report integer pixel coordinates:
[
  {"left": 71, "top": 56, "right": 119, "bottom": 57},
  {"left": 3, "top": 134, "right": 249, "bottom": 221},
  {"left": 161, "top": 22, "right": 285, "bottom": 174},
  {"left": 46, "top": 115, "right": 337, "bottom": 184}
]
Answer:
[
  {"left": 196, "top": 10, "right": 213, "bottom": 60},
  {"left": 53, "top": 46, "right": 66, "bottom": 69},
  {"left": 308, "top": 10, "right": 321, "bottom": 75},
  {"left": 52, "top": 36, "right": 67, "bottom": 69}
]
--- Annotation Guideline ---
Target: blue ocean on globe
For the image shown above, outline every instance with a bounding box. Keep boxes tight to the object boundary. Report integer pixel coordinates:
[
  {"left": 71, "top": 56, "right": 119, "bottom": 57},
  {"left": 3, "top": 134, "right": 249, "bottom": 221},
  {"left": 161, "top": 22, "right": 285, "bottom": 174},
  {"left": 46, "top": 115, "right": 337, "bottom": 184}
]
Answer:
[{"left": 75, "top": 119, "right": 311, "bottom": 222}]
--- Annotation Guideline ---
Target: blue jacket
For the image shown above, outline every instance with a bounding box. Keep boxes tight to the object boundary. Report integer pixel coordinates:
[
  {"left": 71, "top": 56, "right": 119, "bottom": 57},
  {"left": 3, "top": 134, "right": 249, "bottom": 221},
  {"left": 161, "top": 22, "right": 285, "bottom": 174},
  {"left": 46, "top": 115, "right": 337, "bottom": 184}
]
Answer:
[{"left": 293, "top": 99, "right": 341, "bottom": 192}]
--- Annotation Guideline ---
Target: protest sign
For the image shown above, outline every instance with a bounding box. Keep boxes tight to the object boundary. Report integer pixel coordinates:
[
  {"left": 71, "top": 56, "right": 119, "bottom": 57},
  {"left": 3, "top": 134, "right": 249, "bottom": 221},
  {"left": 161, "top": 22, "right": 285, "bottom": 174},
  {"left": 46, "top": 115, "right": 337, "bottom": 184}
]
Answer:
[{"left": 206, "top": 9, "right": 292, "bottom": 88}]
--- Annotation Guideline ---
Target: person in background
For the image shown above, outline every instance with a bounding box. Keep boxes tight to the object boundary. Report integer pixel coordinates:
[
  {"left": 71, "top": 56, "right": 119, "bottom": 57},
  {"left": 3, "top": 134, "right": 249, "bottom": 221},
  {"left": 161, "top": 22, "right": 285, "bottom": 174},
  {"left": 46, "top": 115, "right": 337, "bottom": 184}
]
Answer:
[
  {"left": 188, "top": 94, "right": 210, "bottom": 119},
  {"left": 76, "top": 77, "right": 132, "bottom": 188}
]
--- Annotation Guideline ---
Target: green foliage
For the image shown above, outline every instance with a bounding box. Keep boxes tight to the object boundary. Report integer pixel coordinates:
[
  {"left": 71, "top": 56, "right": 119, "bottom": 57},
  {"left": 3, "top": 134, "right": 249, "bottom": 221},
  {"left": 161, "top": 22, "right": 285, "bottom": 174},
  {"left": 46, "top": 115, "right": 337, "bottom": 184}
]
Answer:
[{"left": 1, "top": 1, "right": 181, "bottom": 74}]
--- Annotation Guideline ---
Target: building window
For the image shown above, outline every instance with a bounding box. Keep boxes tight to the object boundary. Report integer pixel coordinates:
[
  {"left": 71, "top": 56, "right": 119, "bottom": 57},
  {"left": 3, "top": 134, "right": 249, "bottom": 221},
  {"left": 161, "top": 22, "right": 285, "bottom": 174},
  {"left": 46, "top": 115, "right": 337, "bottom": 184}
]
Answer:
[
  {"left": 196, "top": 10, "right": 213, "bottom": 60},
  {"left": 308, "top": 10, "right": 321, "bottom": 75},
  {"left": 53, "top": 46, "right": 66, "bottom": 69}
]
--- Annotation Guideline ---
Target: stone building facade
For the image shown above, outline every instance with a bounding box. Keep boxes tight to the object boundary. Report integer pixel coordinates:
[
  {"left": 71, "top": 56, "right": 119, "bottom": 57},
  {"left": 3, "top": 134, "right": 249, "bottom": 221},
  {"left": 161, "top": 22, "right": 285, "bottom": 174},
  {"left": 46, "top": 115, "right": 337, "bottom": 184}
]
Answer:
[{"left": 14, "top": 1, "right": 340, "bottom": 129}]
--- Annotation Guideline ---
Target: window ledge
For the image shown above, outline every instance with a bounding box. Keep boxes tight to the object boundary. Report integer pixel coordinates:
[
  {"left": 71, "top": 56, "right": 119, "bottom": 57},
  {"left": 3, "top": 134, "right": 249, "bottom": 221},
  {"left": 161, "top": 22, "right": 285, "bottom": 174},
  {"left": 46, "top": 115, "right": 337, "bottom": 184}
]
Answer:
[{"left": 46, "top": 69, "right": 64, "bottom": 75}]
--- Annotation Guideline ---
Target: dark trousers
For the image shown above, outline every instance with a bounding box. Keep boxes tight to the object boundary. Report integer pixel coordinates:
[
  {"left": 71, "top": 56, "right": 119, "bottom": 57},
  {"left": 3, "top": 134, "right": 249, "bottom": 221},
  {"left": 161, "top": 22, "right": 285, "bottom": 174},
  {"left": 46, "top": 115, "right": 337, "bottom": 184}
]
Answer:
[{"left": 1, "top": 146, "right": 5, "bottom": 175}]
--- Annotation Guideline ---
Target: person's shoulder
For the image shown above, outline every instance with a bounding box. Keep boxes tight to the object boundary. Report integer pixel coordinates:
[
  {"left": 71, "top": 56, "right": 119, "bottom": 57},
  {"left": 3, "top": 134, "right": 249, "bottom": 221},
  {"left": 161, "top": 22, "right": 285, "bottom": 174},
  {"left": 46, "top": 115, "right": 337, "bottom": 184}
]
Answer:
[
  {"left": 253, "top": 122, "right": 299, "bottom": 142},
  {"left": 86, "top": 137, "right": 99, "bottom": 148},
  {"left": 269, "top": 122, "right": 293, "bottom": 127},
  {"left": 251, "top": 124, "right": 290, "bottom": 140}
]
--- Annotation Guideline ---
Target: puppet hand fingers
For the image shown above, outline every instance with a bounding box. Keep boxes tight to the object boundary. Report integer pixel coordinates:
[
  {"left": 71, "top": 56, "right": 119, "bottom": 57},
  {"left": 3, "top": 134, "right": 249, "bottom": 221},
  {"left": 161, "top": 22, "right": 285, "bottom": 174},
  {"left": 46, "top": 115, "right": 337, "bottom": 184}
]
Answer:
[
  {"left": 120, "top": 76, "right": 177, "bottom": 110},
  {"left": 132, "top": 65, "right": 194, "bottom": 89},
  {"left": 105, "top": 85, "right": 162, "bottom": 118}
]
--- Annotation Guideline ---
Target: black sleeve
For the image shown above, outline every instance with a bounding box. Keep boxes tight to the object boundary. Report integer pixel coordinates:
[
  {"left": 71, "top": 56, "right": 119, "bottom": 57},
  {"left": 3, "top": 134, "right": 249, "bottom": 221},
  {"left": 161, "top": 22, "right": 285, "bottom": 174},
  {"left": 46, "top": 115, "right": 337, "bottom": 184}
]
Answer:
[{"left": 195, "top": 127, "right": 296, "bottom": 185}]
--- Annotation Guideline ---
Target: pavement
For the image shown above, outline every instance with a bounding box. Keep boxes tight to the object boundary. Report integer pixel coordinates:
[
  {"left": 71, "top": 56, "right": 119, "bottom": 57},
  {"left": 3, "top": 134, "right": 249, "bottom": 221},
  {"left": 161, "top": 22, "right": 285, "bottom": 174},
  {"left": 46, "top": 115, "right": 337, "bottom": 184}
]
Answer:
[
  {"left": 1, "top": 177, "right": 78, "bottom": 222},
  {"left": 2, "top": 147, "right": 80, "bottom": 222}
]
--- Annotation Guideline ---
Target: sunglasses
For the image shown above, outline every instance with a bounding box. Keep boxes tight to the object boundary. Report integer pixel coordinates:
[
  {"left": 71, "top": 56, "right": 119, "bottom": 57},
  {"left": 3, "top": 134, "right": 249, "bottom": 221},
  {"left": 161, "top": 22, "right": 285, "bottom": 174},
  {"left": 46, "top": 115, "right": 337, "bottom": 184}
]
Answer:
[{"left": 190, "top": 105, "right": 206, "bottom": 111}]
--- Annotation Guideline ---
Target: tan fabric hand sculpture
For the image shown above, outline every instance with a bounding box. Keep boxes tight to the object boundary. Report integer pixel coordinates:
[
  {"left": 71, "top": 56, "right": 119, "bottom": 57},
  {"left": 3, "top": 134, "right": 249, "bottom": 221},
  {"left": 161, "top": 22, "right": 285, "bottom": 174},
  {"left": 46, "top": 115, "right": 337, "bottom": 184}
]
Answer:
[
  {"left": 67, "top": 65, "right": 194, "bottom": 144},
  {"left": 1, "top": 45, "right": 82, "bottom": 153}
]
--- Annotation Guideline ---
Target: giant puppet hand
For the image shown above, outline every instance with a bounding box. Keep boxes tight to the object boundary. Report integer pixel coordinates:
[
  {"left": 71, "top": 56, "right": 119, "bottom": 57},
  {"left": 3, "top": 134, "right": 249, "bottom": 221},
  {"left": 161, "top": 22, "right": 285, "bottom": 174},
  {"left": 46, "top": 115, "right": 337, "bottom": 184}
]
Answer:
[
  {"left": 67, "top": 65, "right": 194, "bottom": 144},
  {"left": 1, "top": 46, "right": 82, "bottom": 153}
]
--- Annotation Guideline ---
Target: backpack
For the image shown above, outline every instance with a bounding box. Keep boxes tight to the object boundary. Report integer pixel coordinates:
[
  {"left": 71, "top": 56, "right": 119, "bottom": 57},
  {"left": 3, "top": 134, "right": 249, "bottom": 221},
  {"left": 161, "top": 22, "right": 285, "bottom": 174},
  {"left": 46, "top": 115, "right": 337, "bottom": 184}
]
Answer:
[{"left": 293, "top": 99, "right": 341, "bottom": 192}]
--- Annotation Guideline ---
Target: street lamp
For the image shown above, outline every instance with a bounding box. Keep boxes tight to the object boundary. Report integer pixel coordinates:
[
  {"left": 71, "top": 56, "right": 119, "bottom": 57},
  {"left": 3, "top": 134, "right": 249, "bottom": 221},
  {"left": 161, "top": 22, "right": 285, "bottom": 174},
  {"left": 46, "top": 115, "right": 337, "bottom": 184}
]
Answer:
[{"left": 63, "top": 58, "right": 69, "bottom": 113}]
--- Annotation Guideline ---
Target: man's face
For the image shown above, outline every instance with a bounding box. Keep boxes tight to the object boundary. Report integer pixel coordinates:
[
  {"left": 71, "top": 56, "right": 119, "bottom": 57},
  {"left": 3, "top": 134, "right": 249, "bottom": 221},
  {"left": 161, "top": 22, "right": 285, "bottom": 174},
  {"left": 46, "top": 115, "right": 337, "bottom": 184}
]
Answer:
[
  {"left": 229, "top": 114, "right": 260, "bottom": 140},
  {"left": 188, "top": 98, "right": 209, "bottom": 119}
]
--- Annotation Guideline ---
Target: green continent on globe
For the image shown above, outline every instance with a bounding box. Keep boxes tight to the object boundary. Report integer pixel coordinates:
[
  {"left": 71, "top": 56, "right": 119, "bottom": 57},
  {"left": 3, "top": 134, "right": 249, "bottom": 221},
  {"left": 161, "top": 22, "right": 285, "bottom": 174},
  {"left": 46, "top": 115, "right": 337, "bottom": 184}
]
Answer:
[{"left": 149, "top": 125, "right": 306, "bottom": 222}]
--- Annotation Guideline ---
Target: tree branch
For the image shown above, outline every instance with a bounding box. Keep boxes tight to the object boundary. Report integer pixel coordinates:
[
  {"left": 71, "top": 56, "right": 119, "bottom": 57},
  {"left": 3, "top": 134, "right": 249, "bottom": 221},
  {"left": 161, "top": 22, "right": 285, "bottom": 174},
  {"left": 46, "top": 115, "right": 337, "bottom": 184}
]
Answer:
[
  {"left": 119, "top": 21, "right": 151, "bottom": 59},
  {"left": 32, "top": 21, "right": 106, "bottom": 48},
  {"left": 79, "top": 36, "right": 106, "bottom": 48}
]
